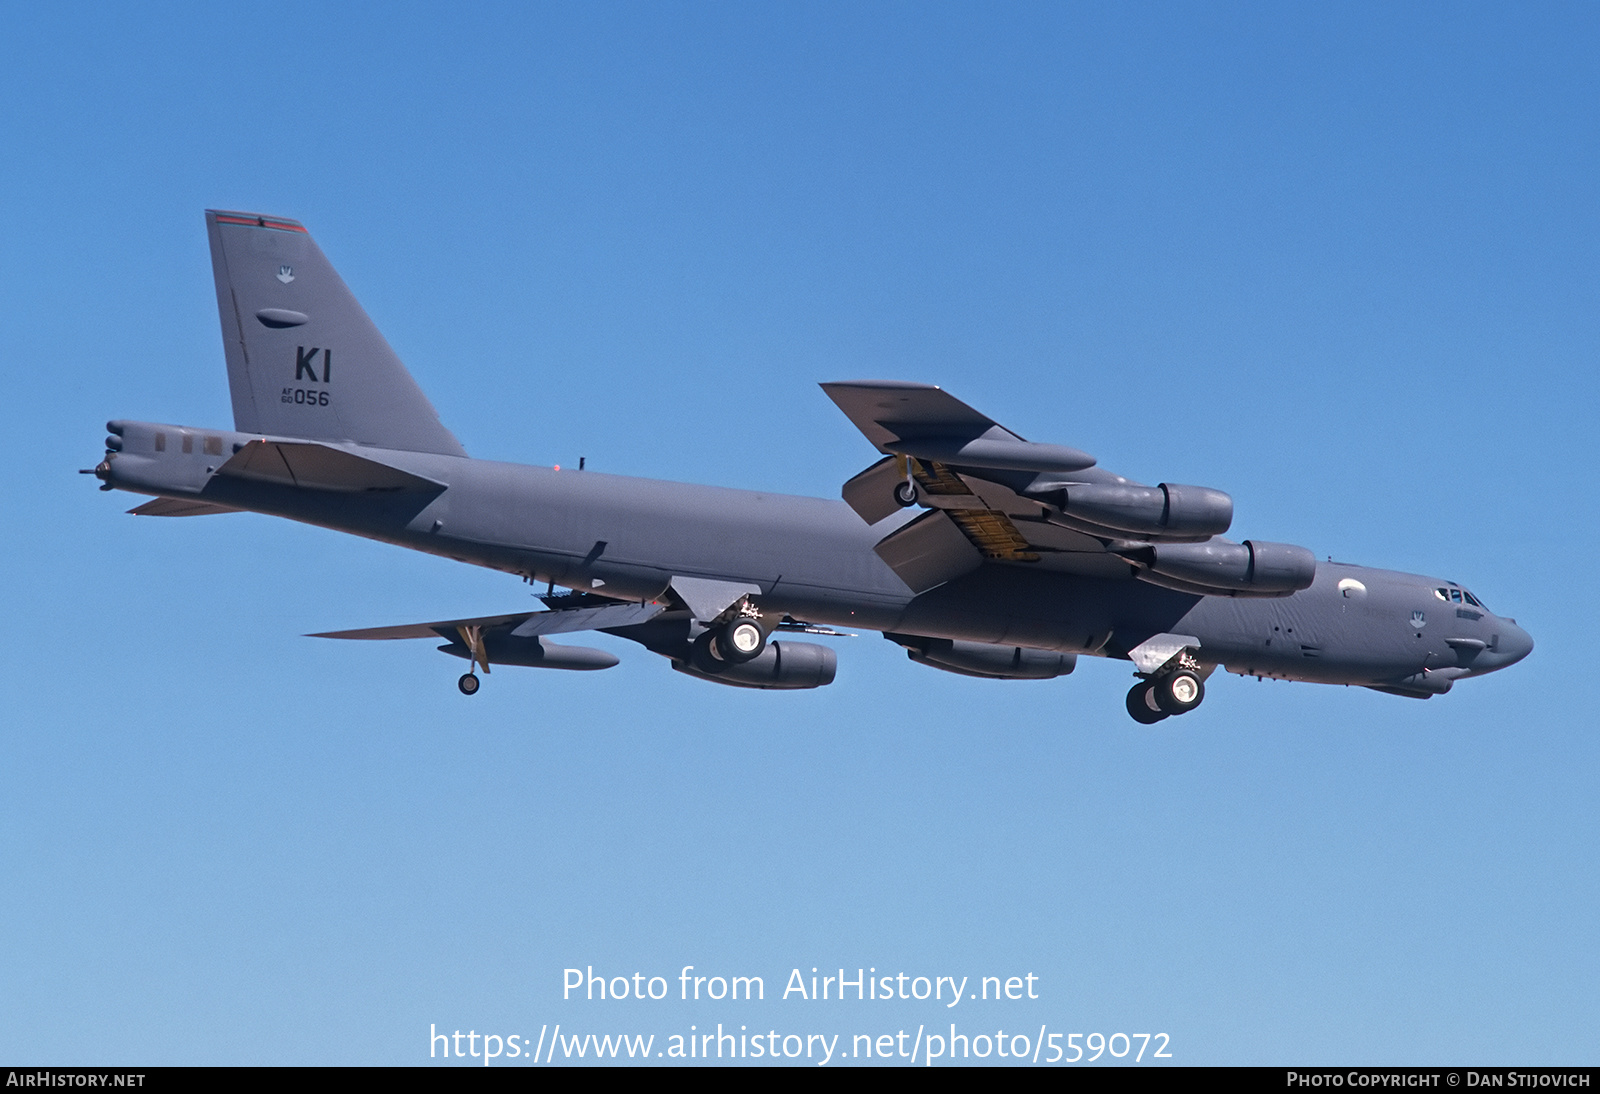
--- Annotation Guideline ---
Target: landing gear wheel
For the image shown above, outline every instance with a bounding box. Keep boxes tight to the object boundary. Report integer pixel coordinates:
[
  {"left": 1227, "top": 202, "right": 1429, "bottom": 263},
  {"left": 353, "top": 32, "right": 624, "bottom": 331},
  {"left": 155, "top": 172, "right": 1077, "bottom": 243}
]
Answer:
[
  {"left": 1126, "top": 681, "right": 1169, "bottom": 724},
  {"left": 893, "top": 480, "right": 919, "bottom": 507},
  {"left": 690, "top": 630, "right": 729, "bottom": 675},
  {"left": 1154, "top": 670, "right": 1204, "bottom": 715},
  {"left": 718, "top": 619, "right": 767, "bottom": 663},
  {"left": 458, "top": 673, "right": 480, "bottom": 696}
]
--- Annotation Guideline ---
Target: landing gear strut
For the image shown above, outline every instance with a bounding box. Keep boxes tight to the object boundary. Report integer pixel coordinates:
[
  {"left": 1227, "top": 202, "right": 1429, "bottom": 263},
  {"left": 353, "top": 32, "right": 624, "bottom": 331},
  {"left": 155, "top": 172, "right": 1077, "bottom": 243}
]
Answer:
[{"left": 455, "top": 623, "right": 489, "bottom": 695}]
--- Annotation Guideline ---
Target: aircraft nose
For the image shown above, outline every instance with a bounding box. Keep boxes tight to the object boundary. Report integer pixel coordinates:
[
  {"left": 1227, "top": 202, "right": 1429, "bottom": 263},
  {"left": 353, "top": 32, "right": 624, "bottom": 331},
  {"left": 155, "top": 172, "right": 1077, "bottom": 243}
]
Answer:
[{"left": 1498, "top": 621, "right": 1534, "bottom": 667}]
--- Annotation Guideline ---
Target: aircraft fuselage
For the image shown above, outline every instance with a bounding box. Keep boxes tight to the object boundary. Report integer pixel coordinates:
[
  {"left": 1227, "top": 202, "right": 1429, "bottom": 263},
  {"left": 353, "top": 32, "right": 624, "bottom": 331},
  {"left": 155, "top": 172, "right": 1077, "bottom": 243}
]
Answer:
[{"left": 97, "top": 418, "right": 1533, "bottom": 695}]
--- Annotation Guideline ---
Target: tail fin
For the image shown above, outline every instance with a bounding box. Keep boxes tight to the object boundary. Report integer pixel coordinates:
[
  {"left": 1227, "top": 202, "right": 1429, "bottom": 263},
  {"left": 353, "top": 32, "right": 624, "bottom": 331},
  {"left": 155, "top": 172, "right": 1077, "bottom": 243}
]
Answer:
[{"left": 205, "top": 210, "right": 466, "bottom": 457}]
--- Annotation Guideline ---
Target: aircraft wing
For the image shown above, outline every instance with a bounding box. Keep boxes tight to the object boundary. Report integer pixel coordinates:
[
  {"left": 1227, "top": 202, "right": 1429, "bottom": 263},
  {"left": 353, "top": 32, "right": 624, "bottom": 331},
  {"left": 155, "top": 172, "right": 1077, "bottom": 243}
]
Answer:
[
  {"left": 310, "top": 601, "right": 666, "bottom": 641},
  {"left": 820, "top": 381, "right": 1012, "bottom": 452},
  {"left": 823, "top": 381, "right": 1119, "bottom": 591},
  {"left": 821, "top": 381, "right": 1097, "bottom": 474},
  {"left": 821, "top": 381, "right": 1301, "bottom": 598},
  {"left": 309, "top": 611, "right": 541, "bottom": 641},
  {"left": 309, "top": 599, "right": 671, "bottom": 676}
]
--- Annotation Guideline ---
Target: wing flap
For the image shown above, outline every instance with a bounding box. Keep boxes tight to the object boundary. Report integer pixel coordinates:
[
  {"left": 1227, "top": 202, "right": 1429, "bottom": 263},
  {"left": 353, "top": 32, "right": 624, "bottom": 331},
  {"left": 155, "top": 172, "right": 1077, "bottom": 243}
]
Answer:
[
  {"left": 872, "top": 510, "right": 983, "bottom": 593},
  {"left": 511, "top": 601, "right": 667, "bottom": 637},
  {"left": 840, "top": 456, "right": 907, "bottom": 526}
]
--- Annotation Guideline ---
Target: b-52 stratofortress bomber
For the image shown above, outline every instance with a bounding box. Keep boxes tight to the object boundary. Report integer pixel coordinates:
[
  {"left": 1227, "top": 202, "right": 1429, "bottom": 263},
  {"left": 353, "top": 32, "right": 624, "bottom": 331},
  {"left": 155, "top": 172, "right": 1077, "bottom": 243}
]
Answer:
[{"left": 88, "top": 211, "right": 1533, "bottom": 722}]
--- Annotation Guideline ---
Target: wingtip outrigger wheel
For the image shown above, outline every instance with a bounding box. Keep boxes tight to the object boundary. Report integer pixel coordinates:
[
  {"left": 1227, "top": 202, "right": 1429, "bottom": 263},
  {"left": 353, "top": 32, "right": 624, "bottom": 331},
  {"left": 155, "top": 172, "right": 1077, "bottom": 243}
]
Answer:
[
  {"left": 458, "top": 673, "right": 480, "bottom": 696},
  {"left": 892, "top": 454, "right": 918, "bottom": 507}
]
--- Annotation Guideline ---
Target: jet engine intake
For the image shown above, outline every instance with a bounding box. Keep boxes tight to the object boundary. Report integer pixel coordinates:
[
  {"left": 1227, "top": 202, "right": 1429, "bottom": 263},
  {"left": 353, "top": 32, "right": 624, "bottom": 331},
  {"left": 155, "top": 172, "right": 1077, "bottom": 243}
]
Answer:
[
  {"left": 889, "top": 634, "right": 1077, "bottom": 680},
  {"left": 1139, "top": 539, "right": 1316, "bottom": 594}
]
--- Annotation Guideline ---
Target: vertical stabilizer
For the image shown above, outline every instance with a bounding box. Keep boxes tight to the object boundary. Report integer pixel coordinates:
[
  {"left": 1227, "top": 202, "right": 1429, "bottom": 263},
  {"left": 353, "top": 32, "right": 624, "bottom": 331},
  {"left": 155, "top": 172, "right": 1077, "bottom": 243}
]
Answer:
[{"left": 206, "top": 210, "right": 466, "bottom": 456}]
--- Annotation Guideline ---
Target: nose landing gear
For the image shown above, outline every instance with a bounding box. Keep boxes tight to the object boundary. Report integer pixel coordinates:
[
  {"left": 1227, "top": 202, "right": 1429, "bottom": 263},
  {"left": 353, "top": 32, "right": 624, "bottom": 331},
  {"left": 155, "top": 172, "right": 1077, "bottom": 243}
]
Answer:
[{"left": 458, "top": 673, "right": 480, "bottom": 696}]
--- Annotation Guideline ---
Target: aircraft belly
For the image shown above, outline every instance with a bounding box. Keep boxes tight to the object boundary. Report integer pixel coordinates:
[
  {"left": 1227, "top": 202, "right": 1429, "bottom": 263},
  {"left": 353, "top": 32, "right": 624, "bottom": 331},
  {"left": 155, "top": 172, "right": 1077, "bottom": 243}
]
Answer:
[{"left": 891, "top": 568, "right": 1166, "bottom": 653}]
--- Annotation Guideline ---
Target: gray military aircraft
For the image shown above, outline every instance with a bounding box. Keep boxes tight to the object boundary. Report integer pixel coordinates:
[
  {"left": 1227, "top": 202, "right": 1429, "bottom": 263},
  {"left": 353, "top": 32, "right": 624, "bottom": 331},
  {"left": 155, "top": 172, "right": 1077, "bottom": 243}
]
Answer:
[{"left": 87, "top": 211, "right": 1532, "bottom": 722}]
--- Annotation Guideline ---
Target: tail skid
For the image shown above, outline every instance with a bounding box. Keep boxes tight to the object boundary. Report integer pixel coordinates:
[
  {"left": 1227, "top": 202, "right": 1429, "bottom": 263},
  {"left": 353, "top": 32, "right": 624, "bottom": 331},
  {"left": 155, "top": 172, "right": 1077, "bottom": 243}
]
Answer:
[{"left": 206, "top": 210, "right": 466, "bottom": 457}]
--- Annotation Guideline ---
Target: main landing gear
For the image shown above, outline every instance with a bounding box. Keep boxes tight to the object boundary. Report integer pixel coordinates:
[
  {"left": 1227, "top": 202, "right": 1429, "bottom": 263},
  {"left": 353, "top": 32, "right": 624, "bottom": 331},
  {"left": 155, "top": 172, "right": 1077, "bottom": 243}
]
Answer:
[
  {"left": 1126, "top": 669, "right": 1205, "bottom": 724},
  {"left": 458, "top": 673, "right": 481, "bottom": 696},
  {"left": 689, "top": 617, "right": 769, "bottom": 674}
]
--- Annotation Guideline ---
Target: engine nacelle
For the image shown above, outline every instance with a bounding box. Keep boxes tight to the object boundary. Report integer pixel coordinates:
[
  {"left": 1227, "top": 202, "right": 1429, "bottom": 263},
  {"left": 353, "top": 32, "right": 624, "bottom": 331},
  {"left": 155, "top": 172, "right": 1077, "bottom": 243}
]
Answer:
[
  {"left": 892, "top": 635, "right": 1077, "bottom": 680},
  {"left": 1058, "top": 482, "right": 1233, "bottom": 538},
  {"left": 1143, "top": 539, "right": 1316, "bottom": 594},
  {"left": 673, "top": 641, "right": 838, "bottom": 690}
]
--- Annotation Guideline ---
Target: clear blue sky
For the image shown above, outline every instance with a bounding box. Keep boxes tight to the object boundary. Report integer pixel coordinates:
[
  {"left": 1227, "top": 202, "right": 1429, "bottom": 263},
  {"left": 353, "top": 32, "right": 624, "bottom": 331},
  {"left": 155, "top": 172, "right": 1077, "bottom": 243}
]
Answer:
[{"left": 1, "top": 1, "right": 1595, "bottom": 1066}]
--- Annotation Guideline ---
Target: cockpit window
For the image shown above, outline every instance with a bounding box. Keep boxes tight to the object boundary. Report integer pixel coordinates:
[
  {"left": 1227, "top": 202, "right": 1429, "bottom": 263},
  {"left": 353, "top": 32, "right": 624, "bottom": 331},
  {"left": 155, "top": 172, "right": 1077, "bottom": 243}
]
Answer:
[{"left": 1439, "top": 584, "right": 1489, "bottom": 611}]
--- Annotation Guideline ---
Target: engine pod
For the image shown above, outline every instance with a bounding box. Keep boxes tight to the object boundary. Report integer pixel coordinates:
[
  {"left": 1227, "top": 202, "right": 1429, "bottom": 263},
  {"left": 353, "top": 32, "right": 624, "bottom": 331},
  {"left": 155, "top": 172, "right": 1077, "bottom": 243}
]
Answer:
[
  {"left": 673, "top": 641, "right": 838, "bottom": 689},
  {"left": 890, "top": 635, "right": 1077, "bottom": 680},
  {"left": 1145, "top": 539, "right": 1316, "bottom": 594},
  {"left": 1056, "top": 482, "right": 1233, "bottom": 538}
]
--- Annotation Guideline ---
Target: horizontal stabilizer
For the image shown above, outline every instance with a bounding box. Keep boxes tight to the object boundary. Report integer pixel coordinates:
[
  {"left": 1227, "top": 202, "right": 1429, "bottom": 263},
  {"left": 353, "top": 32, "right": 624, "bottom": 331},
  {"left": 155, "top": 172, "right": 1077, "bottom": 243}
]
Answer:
[
  {"left": 128, "top": 497, "right": 241, "bottom": 517},
  {"left": 217, "top": 440, "right": 444, "bottom": 494}
]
